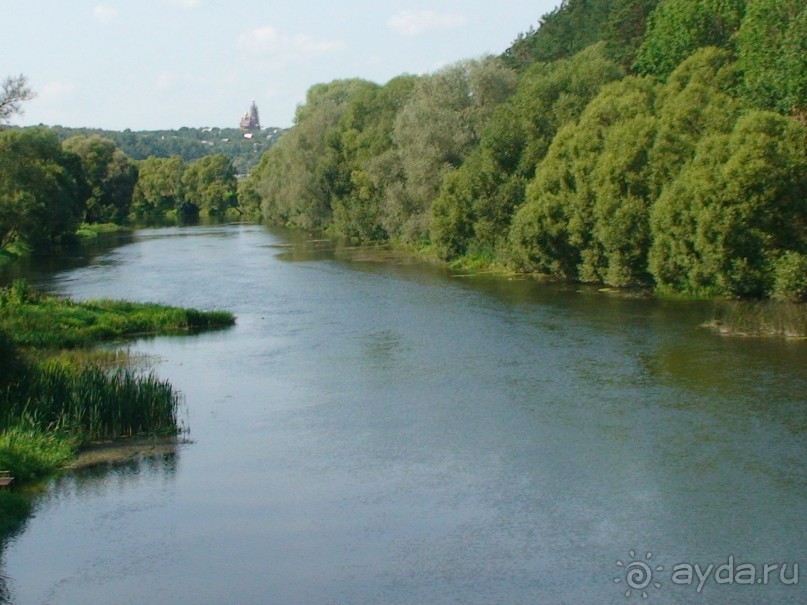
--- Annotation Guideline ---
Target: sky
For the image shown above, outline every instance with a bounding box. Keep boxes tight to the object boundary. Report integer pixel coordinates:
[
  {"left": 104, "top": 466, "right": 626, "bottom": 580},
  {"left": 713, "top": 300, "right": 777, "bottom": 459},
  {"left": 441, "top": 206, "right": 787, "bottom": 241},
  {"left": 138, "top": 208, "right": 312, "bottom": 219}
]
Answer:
[{"left": 3, "top": 0, "right": 560, "bottom": 131}]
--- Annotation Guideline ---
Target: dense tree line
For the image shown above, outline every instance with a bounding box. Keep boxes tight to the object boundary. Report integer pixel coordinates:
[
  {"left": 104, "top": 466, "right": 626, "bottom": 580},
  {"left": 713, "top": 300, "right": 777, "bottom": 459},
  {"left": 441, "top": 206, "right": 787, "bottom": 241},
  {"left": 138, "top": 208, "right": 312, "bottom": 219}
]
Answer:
[
  {"left": 245, "top": 0, "right": 807, "bottom": 300},
  {"left": 0, "top": 128, "right": 240, "bottom": 252}
]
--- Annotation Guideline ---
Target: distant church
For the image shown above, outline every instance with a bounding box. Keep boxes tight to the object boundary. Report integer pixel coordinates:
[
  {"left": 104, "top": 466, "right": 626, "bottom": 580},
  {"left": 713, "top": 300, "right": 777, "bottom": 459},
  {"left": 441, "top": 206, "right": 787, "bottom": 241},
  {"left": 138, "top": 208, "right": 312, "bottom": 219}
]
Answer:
[{"left": 240, "top": 101, "right": 261, "bottom": 131}]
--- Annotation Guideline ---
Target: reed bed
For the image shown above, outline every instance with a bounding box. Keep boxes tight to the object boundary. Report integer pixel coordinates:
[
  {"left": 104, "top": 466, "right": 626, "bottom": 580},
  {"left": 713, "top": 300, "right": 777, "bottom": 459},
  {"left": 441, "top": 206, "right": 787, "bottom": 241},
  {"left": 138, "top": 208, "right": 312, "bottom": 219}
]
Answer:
[
  {"left": 2, "top": 362, "right": 183, "bottom": 442},
  {"left": 705, "top": 300, "right": 807, "bottom": 339}
]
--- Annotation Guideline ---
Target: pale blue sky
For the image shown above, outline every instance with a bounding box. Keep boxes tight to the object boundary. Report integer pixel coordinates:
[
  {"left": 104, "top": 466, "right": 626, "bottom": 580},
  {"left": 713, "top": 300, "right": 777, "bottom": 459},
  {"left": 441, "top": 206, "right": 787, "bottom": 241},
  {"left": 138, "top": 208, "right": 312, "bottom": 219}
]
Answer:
[{"left": 3, "top": 0, "right": 560, "bottom": 130}]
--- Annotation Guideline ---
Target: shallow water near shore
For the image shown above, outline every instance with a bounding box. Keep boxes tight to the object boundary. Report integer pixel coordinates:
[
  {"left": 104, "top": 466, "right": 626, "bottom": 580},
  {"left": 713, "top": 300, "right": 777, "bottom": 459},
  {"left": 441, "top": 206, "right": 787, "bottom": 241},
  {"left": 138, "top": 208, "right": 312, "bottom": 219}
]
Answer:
[{"left": 1, "top": 223, "right": 805, "bottom": 604}]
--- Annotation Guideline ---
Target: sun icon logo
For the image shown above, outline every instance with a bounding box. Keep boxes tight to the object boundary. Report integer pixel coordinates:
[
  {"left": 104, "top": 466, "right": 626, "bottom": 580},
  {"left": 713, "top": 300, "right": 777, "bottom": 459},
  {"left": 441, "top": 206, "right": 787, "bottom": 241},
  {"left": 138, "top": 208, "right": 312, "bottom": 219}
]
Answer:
[{"left": 615, "top": 550, "right": 664, "bottom": 599}]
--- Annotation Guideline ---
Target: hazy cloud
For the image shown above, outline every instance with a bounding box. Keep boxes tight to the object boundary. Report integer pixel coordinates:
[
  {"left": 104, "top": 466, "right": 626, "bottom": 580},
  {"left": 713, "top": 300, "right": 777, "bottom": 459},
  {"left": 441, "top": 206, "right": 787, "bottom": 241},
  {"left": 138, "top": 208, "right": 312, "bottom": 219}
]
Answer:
[
  {"left": 166, "top": 0, "right": 201, "bottom": 8},
  {"left": 156, "top": 71, "right": 176, "bottom": 91},
  {"left": 238, "top": 25, "right": 343, "bottom": 57},
  {"left": 92, "top": 5, "right": 118, "bottom": 23},
  {"left": 388, "top": 10, "right": 468, "bottom": 36},
  {"left": 40, "top": 81, "right": 77, "bottom": 101}
]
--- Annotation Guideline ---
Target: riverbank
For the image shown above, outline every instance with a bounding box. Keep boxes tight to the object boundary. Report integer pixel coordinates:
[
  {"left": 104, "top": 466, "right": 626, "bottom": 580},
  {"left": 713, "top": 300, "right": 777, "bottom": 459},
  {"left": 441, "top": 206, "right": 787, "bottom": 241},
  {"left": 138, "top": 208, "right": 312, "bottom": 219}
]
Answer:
[
  {"left": 368, "top": 235, "right": 807, "bottom": 339},
  {"left": 0, "top": 280, "right": 235, "bottom": 538}
]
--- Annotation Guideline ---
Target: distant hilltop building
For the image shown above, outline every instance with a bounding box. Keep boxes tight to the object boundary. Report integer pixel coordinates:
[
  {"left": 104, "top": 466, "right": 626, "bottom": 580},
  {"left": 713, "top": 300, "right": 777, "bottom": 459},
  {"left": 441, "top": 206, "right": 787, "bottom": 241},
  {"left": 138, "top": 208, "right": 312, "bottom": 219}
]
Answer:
[{"left": 240, "top": 101, "right": 261, "bottom": 131}]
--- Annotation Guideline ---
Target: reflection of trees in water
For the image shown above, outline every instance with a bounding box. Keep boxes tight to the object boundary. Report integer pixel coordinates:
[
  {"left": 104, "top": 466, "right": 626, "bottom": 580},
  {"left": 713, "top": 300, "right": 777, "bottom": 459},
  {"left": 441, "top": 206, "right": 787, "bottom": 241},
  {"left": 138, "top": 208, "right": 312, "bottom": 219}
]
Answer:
[
  {"left": 0, "top": 572, "right": 10, "bottom": 605},
  {"left": 45, "top": 451, "right": 179, "bottom": 505},
  {"left": 0, "top": 450, "right": 179, "bottom": 604}
]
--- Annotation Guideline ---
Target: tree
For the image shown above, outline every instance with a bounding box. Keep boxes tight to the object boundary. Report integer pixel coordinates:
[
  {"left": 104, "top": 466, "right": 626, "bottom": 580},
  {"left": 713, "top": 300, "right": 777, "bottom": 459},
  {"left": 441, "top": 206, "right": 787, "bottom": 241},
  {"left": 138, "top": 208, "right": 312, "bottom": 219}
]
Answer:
[
  {"left": 182, "top": 154, "right": 237, "bottom": 215},
  {"left": 0, "top": 75, "right": 35, "bottom": 125},
  {"left": 649, "top": 111, "right": 807, "bottom": 297},
  {"left": 392, "top": 57, "right": 516, "bottom": 242},
  {"left": 503, "top": 0, "right": 613, "bottom": 68},
  {"left": 131, "top": 156, "right": 186, "bottom": 217},
  {"left": 737, "top": 0, "right": 807, "bottom": 119},
  {"left": 0, "top": 129, "right": 85, "bottom": 249},
  {"left": 509, "top": 76, "right": 659, "bottom": 284},
  {"left": 433, "top": 45, "right": 623, "bottom": 262},
  {"left": 634, "top": 0, "right": 747, "bottom": 79},
  {"left": 63, "top": 136, "right": 138, "bottom": 224}
]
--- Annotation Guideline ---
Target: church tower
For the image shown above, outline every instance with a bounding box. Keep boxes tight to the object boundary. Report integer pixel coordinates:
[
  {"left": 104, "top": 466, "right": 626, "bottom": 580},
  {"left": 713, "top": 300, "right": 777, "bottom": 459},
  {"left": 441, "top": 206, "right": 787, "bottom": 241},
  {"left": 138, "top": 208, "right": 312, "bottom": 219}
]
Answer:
[{"left": 240, "top": 101, "right": 261, "bottom": 131}]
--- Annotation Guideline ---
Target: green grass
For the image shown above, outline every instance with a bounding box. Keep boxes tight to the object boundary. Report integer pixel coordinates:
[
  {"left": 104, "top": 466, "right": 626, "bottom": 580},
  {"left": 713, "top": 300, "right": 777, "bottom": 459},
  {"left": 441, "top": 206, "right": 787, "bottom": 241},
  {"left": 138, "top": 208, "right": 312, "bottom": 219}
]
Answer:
[
  {"left": 0, "top": 280, "right": 235, "bottom": 350},
  {"left": 0, "top": 428, "right": 77, "bottom": 536},
  {"left": 75, "top": 222, "right": 129, "bottom": 239}
]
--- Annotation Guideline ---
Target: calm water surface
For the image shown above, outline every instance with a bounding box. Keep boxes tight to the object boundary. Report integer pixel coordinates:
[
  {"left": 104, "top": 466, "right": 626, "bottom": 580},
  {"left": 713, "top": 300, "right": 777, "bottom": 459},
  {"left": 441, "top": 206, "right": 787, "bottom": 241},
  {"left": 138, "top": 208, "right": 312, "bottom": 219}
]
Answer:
[{"left": 1, "top": 224, "right": 805, "bottom": 604}]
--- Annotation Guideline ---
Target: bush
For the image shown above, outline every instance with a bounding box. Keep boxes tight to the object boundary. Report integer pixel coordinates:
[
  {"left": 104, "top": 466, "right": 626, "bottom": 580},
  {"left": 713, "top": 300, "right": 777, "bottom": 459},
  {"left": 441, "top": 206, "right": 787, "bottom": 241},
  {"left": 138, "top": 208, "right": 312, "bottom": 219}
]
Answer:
[{"left": 773, "top": 252, "right": 807, "bottom": 302}]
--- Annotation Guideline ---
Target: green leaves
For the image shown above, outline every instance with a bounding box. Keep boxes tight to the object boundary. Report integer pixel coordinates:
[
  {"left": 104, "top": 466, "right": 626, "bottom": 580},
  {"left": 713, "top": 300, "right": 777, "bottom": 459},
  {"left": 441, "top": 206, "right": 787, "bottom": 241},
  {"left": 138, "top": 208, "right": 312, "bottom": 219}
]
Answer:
[
  {"left": 0, "top": 128, "right": 85, "bottom": 249},
  {"left": 62, "top": 135, "right": 138, "bottom": 224}
]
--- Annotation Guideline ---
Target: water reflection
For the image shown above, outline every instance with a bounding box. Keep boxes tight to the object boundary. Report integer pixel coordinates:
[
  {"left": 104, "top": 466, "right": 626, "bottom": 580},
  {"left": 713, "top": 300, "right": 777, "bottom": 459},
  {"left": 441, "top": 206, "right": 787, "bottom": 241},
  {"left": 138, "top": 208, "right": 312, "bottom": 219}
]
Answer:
[{"left": 0, "top": 449, "right": 179, "bottom": 605}]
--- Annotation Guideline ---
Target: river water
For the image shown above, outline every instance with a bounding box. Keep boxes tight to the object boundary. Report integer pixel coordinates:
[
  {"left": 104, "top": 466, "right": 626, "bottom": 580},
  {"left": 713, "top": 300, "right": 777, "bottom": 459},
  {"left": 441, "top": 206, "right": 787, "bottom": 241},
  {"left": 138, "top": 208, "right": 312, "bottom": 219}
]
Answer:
[{"left": 1, "top": 224, "right": 804, "bottom": 604}]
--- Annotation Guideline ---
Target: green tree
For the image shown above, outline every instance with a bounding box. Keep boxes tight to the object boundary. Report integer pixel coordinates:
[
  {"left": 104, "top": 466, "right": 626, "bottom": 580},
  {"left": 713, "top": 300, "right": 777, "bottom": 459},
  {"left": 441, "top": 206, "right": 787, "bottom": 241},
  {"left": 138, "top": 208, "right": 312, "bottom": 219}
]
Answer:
[
  {"left": 737, "top": 0, "right": 807, "bottom": 119},
  {"left": 0, "top": 129, "right": 85, "bottom": 249},
  {"left": 634, "top": 0, "right": 746, "bottom": 79},
  {"left": 509, "top": 76, "right": 659, "bottom": 284},
  {"left": 331, "top": 75, "right": 417, "bottom": 241},
  {"left": 182, "top": 154, "right": 237, "bottom": 215},
  {"left": 131, "top": 156, "right": 186, "bottom": 217},
  {"left": 392, "top": 58, "right": 516, "bottom": 242},
  {"left": 602, "top": 0, "right": 662, "bottom": 68},
  {"left": 649, "top": 111, "right": 807, "bottom": 297},
  {"left": 63, "top": 135, "right": 138, "bottom": 224},
  {"left": 503, "top": 0, "right": 612, "bottom": 68},
  {"left": 433, "top": 45, "right": 623, "bottom": 262}
]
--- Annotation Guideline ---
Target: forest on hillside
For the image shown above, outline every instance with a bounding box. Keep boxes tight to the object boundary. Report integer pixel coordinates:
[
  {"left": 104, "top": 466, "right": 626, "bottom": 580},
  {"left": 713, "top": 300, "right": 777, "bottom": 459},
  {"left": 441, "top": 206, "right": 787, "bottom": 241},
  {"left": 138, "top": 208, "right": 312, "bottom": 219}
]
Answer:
[
  {"left": 41, "top": 125, "right": 284, "bottom": 176},
  {"left": 243, "top": 0, "right": 807, "bottom": 301}
]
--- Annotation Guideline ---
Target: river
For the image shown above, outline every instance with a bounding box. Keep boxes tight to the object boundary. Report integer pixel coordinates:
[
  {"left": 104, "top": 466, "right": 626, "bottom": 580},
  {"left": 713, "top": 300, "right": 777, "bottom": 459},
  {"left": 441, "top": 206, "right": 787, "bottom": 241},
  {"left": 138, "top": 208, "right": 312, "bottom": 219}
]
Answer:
[{"left": 1, "top": 223, "right": 805, "bottom": 604}]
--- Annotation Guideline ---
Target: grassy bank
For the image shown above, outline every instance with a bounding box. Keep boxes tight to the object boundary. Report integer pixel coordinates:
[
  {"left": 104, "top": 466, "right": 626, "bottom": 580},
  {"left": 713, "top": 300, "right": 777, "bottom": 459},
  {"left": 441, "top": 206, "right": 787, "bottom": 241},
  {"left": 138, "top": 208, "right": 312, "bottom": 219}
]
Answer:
[
  {"left": 0, "top": 280, "right": 235, "bottom": 536},
  {"left": 0, "top": 279, "right": 234, "bottom": 349}
]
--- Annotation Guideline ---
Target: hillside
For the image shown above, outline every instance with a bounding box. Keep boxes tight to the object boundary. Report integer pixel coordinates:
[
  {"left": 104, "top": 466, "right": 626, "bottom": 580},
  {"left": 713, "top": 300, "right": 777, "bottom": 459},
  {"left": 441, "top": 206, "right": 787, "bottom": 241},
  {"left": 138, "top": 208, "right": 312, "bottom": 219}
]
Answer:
[{"left": 45, "top": 125, "right": 285, "bottom": 175}]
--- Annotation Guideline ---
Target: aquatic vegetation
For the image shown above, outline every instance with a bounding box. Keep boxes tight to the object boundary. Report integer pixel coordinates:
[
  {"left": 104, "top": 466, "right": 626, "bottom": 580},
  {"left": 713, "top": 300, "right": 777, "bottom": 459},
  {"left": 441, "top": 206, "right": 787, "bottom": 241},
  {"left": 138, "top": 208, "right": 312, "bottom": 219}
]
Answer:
[
  {"left": 0, "top": 278, "right": 233, "bottom": 536},
  {"left": 705, "top": 301, "right": 807, "bottom": 339},
  {"left": 0, "top": 279, "right": 235, "bottom": 349}
]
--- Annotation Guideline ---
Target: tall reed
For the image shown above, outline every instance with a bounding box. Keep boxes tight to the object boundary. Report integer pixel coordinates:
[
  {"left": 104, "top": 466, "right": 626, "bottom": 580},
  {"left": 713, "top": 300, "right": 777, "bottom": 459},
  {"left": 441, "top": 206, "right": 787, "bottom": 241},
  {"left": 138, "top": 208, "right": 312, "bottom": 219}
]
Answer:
[{"left": 2, "top": 362, "right": 183, "bottom": 442}]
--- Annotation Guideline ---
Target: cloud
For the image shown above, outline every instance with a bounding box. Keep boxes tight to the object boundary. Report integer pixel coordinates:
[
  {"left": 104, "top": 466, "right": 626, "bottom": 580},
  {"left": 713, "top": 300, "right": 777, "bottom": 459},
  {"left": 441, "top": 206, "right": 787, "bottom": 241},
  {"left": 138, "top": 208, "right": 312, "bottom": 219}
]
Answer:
[
  {"left": 166, "top": 0, "right": 201, "bottom": 8},
  {"left": 238, "top": 25, "right": 343, "bottom": 57},
  {"left": 39, "top": 81, "right": 77, "bottom": 101},
  {"left": 388, "top": 10, "right": 468, "bottom": 36},
  {"left": 93, "top": 4, "right": 118, "bottom": 23},
  {"left": 156, "top": 71, "right": 176, "bottom": 91}
]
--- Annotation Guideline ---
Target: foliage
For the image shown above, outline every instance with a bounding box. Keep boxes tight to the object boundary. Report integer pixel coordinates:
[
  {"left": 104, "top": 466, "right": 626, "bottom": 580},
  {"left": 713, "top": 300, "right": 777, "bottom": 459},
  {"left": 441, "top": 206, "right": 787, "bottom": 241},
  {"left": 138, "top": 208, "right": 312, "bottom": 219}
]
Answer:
[
  {"left": 46, "top": 125, "right": 284, "bottom": 175},
  {"left": 0, "top": 428, "right": 76, "bottom": 482},
  {"left": 432, "top": 44, "right": 623, "bottom": 260},
  {"left": 634, "top": 0, "right": 746, "bottom": 79},
  {"left": 182, "top": 154, "right": 238, "bottom": 215},
  {"left": 2, "top": 362, "right": 181, "bottom": 441},
  {"left": 62, "top": 135, "right": 138, "bottom": 224},
  {"left": 737, "top": 0, "right": 807, "bottom": 118},
  {"left": 649, "top": 111, "right": 807, "bottom": 297},
  {"left": 0, "top": 128, "right": 85, "bottom": 250},
  {"left": 131, "top": 156, "right": 186, "bottom": 217},
  {"left": 0, "top": 74, "right": 35, "bottom": 124},
  {"left": 772, "top": 252, "right": 807, "bottom": 302},
  {"left": 509, "top": 48, "right": 750, "bottom": 290},
  {"left": 238, "top": 0, "right": 806, "bottom": 301},
  {"left": 503, "top": 0, "right": 612, "bottom": 68}
]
